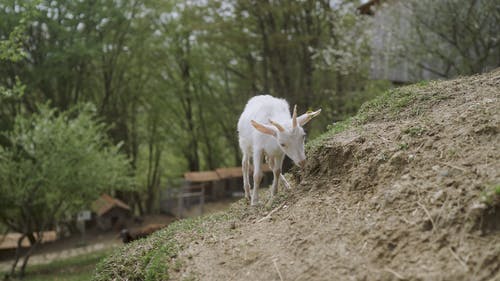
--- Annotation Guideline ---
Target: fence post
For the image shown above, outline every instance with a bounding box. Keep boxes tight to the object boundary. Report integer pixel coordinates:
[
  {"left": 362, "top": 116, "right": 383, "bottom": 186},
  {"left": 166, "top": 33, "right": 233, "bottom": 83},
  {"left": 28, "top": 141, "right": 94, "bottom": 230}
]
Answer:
[
  {"left": 178, "top": 191, "right": 183, "bottom": 219},
  {"left": 199, "top": 188, "right": 205, "bottom": 216}
]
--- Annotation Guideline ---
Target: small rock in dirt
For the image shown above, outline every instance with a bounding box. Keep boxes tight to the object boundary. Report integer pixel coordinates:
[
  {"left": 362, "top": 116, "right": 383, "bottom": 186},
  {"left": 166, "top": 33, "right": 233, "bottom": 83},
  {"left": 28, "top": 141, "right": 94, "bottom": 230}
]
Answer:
[
  {"left": 422, "top": 219, "right": 433, "bottom": 231},
  {"left": 444, "top": 179, "right": 457, "bottom": 187},
  {"left": 432, "top": 190, "right": 446, "bottom": 203},
  {"left": 424, "top": 139, "right": 434, "bottom": 148},
  {"left": 469, "top": 202, "right": 488, "bottom": 217},
  {"left": 401, "top": 174, "right": 413, "bottom": 180},
  {"left": 470, "top": 202, "right": 487, "bottom": 210},
  {"left": 387, "top": 242, "right": 397, "bottom": 251},
  {"left": 389, "top": 151, "right": 408, "bottom": 167},
  {"left": 229, "top": 221, "right": 236, "bottom": 230},
  {"left": 438, "top": 169, "right": 450, "bottom": 177}
]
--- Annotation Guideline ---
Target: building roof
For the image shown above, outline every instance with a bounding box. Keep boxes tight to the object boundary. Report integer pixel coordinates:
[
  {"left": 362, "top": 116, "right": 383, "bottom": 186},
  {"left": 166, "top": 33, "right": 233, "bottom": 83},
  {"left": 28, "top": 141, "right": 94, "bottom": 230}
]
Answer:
[
  {"left": 0, "top": 231, "right": 57, "bottom": 250},
  {"left": 215, "top": 165, "right": 272, "bottom": 179},
  {"left": 185, "top": 165, "right": 273, "bottom": 182},
  {"left": 215, "top": 167, "right": 243, "bottom": 179},
  {"left": 184, "top": 170, "right": 220, "bottom": 182},
  {"left": 91, "top": 194, "right": 131, "bottom": 216}
]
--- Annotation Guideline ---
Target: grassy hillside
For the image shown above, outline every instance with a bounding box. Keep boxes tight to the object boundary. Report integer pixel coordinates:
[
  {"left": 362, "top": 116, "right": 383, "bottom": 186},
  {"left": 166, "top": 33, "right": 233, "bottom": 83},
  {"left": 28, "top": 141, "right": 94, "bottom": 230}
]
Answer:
[{"left": 93, "top": 69, "right": 500, "bottom": 281}]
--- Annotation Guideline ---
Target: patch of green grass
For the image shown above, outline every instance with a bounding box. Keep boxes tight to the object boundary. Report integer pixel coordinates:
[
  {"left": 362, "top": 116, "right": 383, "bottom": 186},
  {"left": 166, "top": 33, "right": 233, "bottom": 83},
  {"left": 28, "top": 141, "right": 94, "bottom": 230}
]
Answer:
[
  {"left": 355, "top": 87, "right": 418, "bottom": 123},
  {"left": 93, "top": 212, "right": 234, "bottom": 281},
  {"left": 480, "top": 184, "right": 500, "bottom": 206},
  {"left": 416, "top": 80, "right": 430, "bottom": 87},
  {"left": 172, "top": 259, "right": 184, "bottom": 272},
  {"left": 14, "top": 249, "right": 112, "bottom": 281},
  {"left": 447, "top": 149, "right": 457, "bottom": 158},
  {"left": 93, "top": 189, "right": 292, "bottom": 281},
  {"left": 183, "top": 274, "right": 197, "bottom": 281},
  {"left": 305, "top": 118, "right": 353, "bottom": 151},
  {"left": 403, "top": 126, "right": 426, "bottom": 137},
  {"left": 306, "top": 86, "right": 423, "bottom": 151},
  {"left": 398, "top": 143, "right": 409, "bottom": 150},
  {"left": 305, "top": 81, "right": 439, "bottom": 152}
]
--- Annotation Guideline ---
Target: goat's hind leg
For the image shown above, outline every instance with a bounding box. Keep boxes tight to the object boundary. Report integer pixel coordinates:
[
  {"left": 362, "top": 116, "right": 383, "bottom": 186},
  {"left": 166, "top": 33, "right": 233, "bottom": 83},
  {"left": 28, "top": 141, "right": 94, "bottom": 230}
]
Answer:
[
  {"left": 242, "top": 153, "right": 251, "bottom": 201},
  {"left": 251, "top": 150, "right": 264, "bottom": 206}
]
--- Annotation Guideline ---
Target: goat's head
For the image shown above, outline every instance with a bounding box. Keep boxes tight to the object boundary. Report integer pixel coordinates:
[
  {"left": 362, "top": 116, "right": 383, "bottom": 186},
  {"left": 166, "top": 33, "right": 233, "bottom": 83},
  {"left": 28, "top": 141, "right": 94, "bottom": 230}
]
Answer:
[{"left": 251, "top": 105, "right": 321, "bottom": 168}]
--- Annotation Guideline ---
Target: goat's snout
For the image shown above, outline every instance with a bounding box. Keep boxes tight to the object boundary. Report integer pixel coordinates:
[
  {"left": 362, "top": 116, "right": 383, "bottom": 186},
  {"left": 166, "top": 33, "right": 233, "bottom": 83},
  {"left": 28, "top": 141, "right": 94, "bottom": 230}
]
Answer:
[{"left": 298, "top": 159, "right": 306, "bottom": 168}]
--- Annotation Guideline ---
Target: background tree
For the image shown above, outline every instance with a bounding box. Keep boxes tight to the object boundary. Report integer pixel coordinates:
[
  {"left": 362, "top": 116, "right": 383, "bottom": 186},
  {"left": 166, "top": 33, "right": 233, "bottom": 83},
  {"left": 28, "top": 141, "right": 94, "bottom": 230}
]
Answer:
[
  {"left": 1, "top": 0, "right": 389, "bottom": 216},
  {"left": 379, "top": 0, "right": 500, "bottom": 79},
  {"left": 0, "top": 104, "right": 132, "bottom": 278}
]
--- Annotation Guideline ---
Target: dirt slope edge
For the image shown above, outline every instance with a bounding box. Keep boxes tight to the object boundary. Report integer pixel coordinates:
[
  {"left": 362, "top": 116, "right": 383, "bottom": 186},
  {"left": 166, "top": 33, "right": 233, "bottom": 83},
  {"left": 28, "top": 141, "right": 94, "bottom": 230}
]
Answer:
[{"left": 94, "top": 70, "right": 500, "bottom": 281}]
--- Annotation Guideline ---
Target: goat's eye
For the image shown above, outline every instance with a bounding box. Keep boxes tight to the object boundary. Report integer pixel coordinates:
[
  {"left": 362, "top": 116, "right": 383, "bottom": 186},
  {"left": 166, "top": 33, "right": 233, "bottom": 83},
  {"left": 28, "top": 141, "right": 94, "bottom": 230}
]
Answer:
[{"left": 280, "top": 143, "right": 286, "bottom": 147}]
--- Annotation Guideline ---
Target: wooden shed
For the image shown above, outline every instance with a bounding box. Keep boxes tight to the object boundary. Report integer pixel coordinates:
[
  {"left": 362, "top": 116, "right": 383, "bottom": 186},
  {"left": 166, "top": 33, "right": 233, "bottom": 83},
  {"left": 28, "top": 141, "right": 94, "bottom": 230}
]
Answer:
[
  {"left": 215, "top": 165, "right": 273, "bottom": 197},
  {"left": 216, "top": 167, "right": 244, "bottom": 197},
  {"left": 91, "top": 194, "right": 131, "bottom": 231},
  {"left": 184, "top": 170, "right": 223, "bottom": 200}
]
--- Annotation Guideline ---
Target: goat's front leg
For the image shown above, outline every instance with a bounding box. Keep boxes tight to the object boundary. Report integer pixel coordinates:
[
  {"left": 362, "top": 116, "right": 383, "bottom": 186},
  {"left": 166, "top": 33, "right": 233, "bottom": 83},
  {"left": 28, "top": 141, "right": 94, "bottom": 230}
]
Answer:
[
  {"left": 242, "top": 153, "right": 251, "bottom": 201},
  {"left": 251, "top": 150, "right": 263, "bottom": 206},
  {"left": 270, "top": 154, "right": 284, "bottom": 197}
]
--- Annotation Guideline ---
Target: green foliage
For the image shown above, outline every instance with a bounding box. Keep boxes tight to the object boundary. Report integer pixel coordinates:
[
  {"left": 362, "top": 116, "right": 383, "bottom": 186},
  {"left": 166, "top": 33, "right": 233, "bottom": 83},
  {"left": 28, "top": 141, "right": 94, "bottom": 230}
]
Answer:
[
  {"left": 0, "top": 0, "right": 38, "bottom": 62},
  {"left": 0, "top": 76, "right": 25, "bottom": 99},
  {"left": 0, "top": 103, "right": 132, "bottom": 233},
  {"left": 0, "top": 0, "right": 388, "bottom": 214},
  {"left": 0, "top": 1, "right": 36, "bottom": 114}
]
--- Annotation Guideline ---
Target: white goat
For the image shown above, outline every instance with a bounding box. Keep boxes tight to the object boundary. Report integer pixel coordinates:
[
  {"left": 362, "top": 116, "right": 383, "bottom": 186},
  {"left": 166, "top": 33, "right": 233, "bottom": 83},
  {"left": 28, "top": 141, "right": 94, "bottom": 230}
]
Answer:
[{"left": 237, "top": 95, "right": 321, "bottom": 206}]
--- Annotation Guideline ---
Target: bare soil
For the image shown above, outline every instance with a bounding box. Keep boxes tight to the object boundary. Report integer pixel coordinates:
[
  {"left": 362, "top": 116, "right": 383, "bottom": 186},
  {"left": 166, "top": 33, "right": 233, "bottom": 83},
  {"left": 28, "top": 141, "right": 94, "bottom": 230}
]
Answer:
[{"left": 171, "top": 70, "right": 500, "bottom": 281}]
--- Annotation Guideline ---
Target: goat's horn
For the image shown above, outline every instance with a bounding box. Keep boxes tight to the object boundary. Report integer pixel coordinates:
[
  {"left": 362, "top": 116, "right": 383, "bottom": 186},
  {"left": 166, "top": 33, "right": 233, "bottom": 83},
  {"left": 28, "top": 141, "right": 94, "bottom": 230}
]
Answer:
[
  {"left": 269, "top": 119, "right": 284, "bottom": 132},
  {"left": 292, "top": 104, "right": 297, "bottom": 128}
]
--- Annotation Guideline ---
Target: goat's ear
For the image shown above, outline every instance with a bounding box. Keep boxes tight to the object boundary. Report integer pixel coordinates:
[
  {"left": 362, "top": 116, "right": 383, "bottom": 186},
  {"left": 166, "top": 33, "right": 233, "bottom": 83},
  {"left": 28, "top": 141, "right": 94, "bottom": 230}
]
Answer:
[
  {"left": 297, "top": 109, "right": 321, "bottom": 126},
  {"left": 251, "top": 120, "right": 277, "bottom": 137}
]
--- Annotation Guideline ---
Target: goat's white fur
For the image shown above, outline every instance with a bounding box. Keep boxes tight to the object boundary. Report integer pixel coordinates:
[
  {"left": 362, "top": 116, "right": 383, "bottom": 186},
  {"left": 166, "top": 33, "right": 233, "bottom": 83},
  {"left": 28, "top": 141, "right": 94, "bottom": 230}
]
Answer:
[{"left": 237, "top": 95, "right": 321, "bottom": 205}]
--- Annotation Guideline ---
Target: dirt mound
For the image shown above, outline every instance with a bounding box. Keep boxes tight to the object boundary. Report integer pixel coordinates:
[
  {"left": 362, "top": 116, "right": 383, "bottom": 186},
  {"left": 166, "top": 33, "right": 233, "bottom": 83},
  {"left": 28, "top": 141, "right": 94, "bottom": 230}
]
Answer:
[
  {"left": 172, "top": 70, "right": 499, "bottom": 281},
  {"left": 94, "top": 70, "right": 499, "bottom": 281}
]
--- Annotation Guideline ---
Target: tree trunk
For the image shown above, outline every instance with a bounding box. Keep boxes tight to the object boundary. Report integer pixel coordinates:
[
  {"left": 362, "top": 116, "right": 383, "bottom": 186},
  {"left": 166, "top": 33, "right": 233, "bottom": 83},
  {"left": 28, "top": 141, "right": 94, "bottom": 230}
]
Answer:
[
  {"left": 19, "top": 233, "right": 42, "bottom": 278},
  {"left": 134, "top": 192, "right": 145, "bottom": 216},
  {"left": 146, "top": 147, "right": 162, "bottom": 214},
  {"left": 179, "top": 35, "right": 200, "bottom": 171},
  {"left": 8, "top": 234, "right": 26, "bottom": 278}
]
